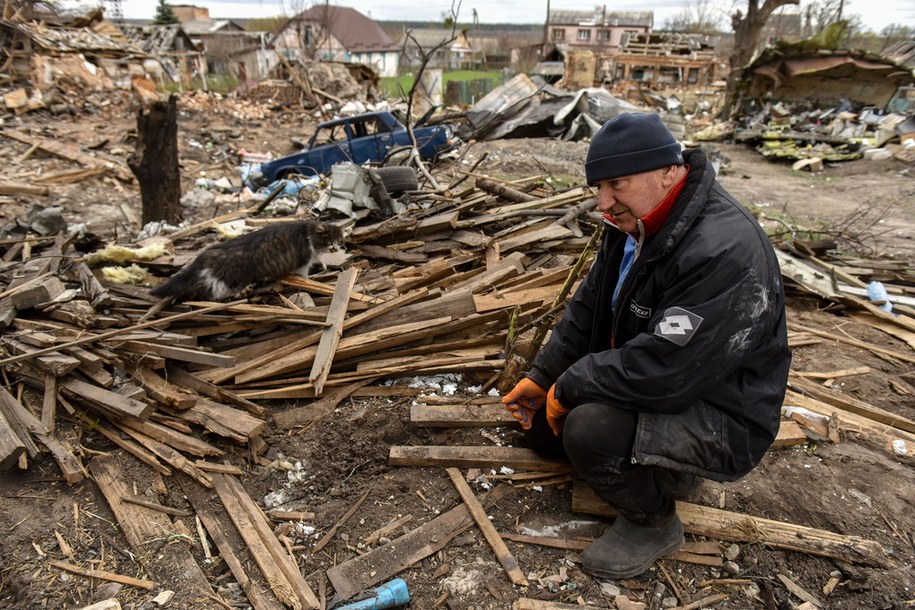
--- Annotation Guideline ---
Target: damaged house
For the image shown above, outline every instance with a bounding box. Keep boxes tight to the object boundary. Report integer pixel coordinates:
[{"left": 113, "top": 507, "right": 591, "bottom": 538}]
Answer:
[
  {"left": 0, "top": 14, "right": 162, "bottom": 113},
  {"left": 603, "top": 32, "right": 724, "bottom": 95},
  {"left": 273, "top": 5, "right": 400, "bottom": 78},
  {"left": 118, "top": 23, "right": 205, "bottom": 87},
  {"left": 731, "top": 41, "right": 915, "bottom": 161},
  {"left": 745, "top": 46, "right": 914, "bottom": 109}
]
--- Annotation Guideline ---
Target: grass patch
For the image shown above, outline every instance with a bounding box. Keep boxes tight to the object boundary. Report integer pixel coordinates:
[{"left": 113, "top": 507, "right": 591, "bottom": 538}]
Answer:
[{"left": 380, "top": 70, "right": 504, "bottom": 99}]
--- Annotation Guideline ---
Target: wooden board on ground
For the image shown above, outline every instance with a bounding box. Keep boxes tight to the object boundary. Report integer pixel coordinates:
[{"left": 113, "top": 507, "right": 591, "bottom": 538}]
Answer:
[
  {"left": 88, "top": 453, "right": 214, "bottom": 602},
  {"left": 326, "top": 485, "right": 511, "bottom": 600},
  {"left": 409, "top": 403, "right": 516, "bottom": 427},
  {"left": 572, "top": 482, "right": 891, "bottom": 568},
  {"left": 211, "top": 473, "right": 320, "bottom": 610},
  {"left": 389, "top": 445, "right": 572, "bottom": 473},
  {"left": 178, "top": 475, "right": 286, "bottom": 610}
]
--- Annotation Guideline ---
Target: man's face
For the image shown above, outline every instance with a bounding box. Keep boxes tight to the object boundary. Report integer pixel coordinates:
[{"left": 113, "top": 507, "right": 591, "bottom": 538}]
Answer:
[{"left": 595, "top": 166, "right": 678, "bottom": 234}]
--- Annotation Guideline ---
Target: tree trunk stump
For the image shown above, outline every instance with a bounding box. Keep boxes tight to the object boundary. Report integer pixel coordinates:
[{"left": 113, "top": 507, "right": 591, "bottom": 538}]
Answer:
[{"left": 128, "top": 94, "right": 182, "bottom": 226}]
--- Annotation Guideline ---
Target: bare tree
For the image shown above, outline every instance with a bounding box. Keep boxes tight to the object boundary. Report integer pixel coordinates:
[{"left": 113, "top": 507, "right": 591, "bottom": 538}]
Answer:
[
  {"left": 395, "top": 0, "right": 463, "bottom": 191},
  {"left": 719, "top": 0, "right": 801, "bottom": 118},
  {"left": 664, "top": 0, "right": 726, "bottom": 34}
]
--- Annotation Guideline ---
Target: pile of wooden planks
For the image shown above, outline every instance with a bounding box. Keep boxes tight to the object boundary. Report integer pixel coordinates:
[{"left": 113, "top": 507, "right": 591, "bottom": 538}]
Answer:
[
  {"left": 0, "top": 173, "right": 599, "bottom": 477},
  {"left": 1, "top": 170, "right": 913, "bottom": 608}
]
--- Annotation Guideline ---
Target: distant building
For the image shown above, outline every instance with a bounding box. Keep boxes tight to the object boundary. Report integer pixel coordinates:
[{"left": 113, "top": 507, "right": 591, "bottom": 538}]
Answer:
[
  {"left": 547, "top": 7, "right": 652, "bottom": 53},
  {"left": 399, "top": 29, "right": 475, "bottom": 70},
  {"left": 167, "top": 4, "right": 253, "bottom": 76},
  {"left": 273, "top": 6, "right": 400, "bottom": 77}
]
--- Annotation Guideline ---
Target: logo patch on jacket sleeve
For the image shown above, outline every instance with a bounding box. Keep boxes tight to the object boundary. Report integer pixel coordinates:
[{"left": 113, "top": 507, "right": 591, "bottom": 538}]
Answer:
[{"left": 654, "top": 306, "right": 704, "bottom": 346}]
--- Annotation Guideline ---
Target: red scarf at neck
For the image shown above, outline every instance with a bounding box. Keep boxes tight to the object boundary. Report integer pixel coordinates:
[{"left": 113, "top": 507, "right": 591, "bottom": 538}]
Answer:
[{"left": 603, "top": 167, "right": 689, "bottom": 238}]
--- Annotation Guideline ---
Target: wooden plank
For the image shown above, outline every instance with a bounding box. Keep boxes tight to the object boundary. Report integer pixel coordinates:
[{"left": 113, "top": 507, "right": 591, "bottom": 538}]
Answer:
[
  {"left": 496, "top": 223, "right": 574, "bottom": 253},
  {"left": 0, "top": 386, "right": 82, "bottom": 483},
  {"left": 163, "top": 364, "right": 267, "bottom": 416},
  {"left": 111, "top": 424, "right": 213, "bottom": 488},
  {"left": 0, "top": 299, "right": 247, "bottom": 368},
  {"left": 783, "top": 390, "right": 915, "bottom": 451},
  {"left": 202, "top": 288, "right": 430, "bottom": 384},
  {"left": 273, "top": 378, "right": 376, "bottom": 429},
  {"left": 446, "top": 468, "right": 528, "bottom": 585},
  {"left": 120, "top": 496, "right": 192, "bottom": 517},
  {"left": 41, "top": 374, "right": 57, "bottom": 432},
  {"left": 473, "top": 285, "right": 561, "bottom": 313},
  {"left": 88, "top": 454, "right": 214, "bottom": 601},
  {"left": 772, "top": 419, "right": 808, "bottom": 447},
  {"left": 61, "top": 378, "right": 152, "bottom": 420},
  {"left": 0, "top": 180, "right": 49, "bottom": 196},
  {"left": 787, "top": 322, "right": 915, "bottom": 365},
  {"left": 236, "top": 317, "right": 452, "bottom": 384},
  {"left": 849, "top": 313, "right": 915, "bottom": 350},
  {"left": 498, "top": 532, "right": 722, "bottom": 567},
  {"left": 212, "top": 473, "right": 320, "bottom": 610},
  {"left": 789, "top": 376, "right": 915, "bottom": 434},
  {"left": 409, "top": 403, "right": 516, "bottom": 427},
  {"left": 179, "top": 476, "right": 286, "bottom": 610},
  {"left": 116, "top": 340, "right": 236, "bottom": 368},
  {"left": 309, "top": 267, "right": 357, "bottom": 394},
  {"left": 131, "top": 366, "right": 196, "bottom": 410},
  {"left": 194, "top": 460, "right": 245, "bottom": 475},
  {"left": 165, "top": 398, "right": 265, "bottom": 444},
  {"left": 0, "top": 407, "right": 26, "bottom": 471},
  {"left": 116, "top": 417, "right": 223, "bottom": 458},
  {"left": 389, "top": 446, "right": 572, "bottom": 473},
  {"left": 572, "top": 483, "right": 890, "bottom": 567},
  {"left": 326, "top": 499, "right": 474, "bottom": 600},
  {"left": 0, "top": 129, "right": 134, "bottom": 182},
  {"left": 93, "top": 422, "right": 171, "bottom": 475},
  {"left": 4, "top": 338, "right": 81, "bottom": 376},
  {"left": 46, "top": 560, "right": 155, "bottom": 590},
  {"left": 74, "top": 262, "right": 112, "bottom": 309},
  {"left": 279, "top": 275, "right": 376, "bottom": 303}
]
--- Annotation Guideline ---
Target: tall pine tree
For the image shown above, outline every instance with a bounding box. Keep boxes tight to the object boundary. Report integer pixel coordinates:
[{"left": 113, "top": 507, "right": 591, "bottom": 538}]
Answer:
[{"left": 153, "top": 0, "right": 179, "bottom": 25}]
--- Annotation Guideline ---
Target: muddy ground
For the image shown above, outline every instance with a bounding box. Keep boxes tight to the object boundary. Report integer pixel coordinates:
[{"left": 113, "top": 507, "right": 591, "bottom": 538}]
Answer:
[{"left": 0, "top": 92, "right": 914, "bottom": 610}]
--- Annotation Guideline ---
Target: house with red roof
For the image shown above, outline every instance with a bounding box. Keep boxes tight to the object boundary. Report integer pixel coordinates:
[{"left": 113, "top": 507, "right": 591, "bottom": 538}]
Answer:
[{"left": 273, "top": 5, "right": 401, "bottom": 77}]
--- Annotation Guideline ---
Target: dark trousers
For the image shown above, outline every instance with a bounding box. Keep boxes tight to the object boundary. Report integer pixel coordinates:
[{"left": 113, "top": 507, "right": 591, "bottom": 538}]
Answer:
[{"left": 524, "top": 402, "right": 696, "bottom": 523}]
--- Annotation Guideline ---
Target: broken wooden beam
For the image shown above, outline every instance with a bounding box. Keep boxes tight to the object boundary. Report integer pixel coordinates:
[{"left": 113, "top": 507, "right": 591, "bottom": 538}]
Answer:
[
  {"left": 309, "top": 267, "right": 358, "bottom": 394},
  {"left": 389, "top": 445, "right": 572, "bottom": 473},
  {"left": 572, "top": 482, "right": 891, "bottom": 567},
  {"left": 211, "top": 473, "right": 320, "bottom": 610},
  {"left": 446, "top": 467, "right": 528, "bottom": 585}
]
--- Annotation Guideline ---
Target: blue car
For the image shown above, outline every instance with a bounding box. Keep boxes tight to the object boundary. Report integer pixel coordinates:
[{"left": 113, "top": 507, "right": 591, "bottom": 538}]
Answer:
[{"left": 256, "top": 110, "right": 459, "bottom": 184}]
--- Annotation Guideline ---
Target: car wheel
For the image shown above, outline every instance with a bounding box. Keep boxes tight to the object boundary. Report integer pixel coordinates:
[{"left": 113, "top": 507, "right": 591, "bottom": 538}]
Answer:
[{"left": 372, "top": 166, "right": 418, "bottom": 195}]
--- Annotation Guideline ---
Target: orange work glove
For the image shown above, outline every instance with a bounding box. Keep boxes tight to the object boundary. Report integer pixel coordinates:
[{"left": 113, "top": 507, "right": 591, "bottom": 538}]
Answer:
[
  {"left": 501, "top": 378, "right": 548, "bottom": 430},
  {"left": 546, "top": 384, "right": 570, "bottom": 437}
]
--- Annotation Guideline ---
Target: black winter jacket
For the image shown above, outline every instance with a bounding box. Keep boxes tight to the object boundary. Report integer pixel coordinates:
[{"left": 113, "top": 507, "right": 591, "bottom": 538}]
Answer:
[{"left": 527, "top": 148, "right": 791, "bottom": 481}]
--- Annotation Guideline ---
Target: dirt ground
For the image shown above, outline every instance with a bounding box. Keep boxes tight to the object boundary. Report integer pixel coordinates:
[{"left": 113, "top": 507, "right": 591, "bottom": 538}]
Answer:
[{"left": 1, "top": 93, "right": 914, "bottom": 610}]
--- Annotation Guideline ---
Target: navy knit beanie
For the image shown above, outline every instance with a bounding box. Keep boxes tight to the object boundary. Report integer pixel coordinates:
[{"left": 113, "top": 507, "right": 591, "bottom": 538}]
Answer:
[{"left": 585, "top": 112, "right": 684, "bottom": 186}]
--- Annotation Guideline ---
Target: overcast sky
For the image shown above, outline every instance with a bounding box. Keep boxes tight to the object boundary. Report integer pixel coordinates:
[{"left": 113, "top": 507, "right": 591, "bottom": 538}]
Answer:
[{"left": 117, "top": 0, "right": 914, "bottom": 34}]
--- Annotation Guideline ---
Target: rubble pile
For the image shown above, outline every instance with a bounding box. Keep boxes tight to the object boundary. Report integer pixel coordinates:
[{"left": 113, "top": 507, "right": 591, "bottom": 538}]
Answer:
[{"left": 1, "top": 160, "right": 914, "bottom": 607}]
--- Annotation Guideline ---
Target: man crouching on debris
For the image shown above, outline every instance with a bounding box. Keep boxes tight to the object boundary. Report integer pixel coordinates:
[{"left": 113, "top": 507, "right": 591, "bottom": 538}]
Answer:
[{"left": 502, "top": 112, "right": 791, "bottom": 579}]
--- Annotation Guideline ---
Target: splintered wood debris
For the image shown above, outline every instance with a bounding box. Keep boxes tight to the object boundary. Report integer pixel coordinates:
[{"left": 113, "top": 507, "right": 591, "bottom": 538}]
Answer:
[{"left": 0, "top": 170, "right": 913, "bottom": 607}]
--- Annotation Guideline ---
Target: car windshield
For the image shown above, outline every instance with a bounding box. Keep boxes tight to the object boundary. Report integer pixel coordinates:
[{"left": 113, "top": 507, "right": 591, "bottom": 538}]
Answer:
[{"left": 311, "top": 124, "right": 346, "bottom": 147}]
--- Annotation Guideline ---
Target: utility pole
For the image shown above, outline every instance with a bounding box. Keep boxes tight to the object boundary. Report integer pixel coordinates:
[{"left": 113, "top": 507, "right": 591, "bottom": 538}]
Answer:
[{"left": 542, "top": 0, "right": 551, "bottom": 56}]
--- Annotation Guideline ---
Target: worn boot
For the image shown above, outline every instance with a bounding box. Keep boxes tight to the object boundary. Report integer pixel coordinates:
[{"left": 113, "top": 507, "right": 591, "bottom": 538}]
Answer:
[{"left": 580, "top": 511, "right": 684, "bottom": 579}]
